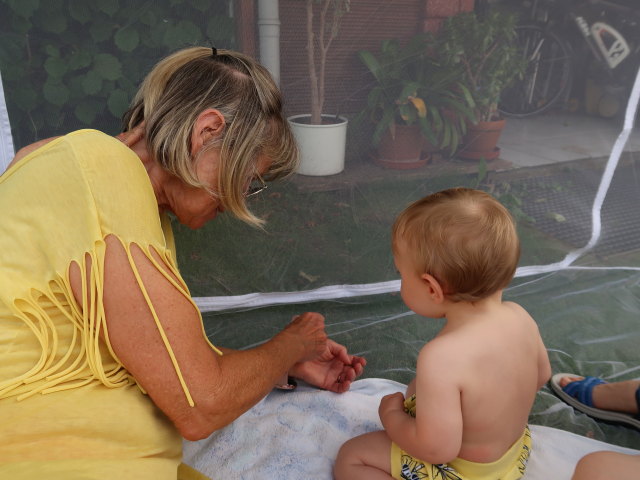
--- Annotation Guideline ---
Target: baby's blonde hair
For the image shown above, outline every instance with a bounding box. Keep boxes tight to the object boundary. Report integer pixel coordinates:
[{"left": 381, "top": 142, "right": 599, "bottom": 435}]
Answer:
[
  {"left": 122, "top": 47, "right": 298, "bottom": 226},
  {"left": 392, "top": 187, "right": 520, "bottom": 302}
]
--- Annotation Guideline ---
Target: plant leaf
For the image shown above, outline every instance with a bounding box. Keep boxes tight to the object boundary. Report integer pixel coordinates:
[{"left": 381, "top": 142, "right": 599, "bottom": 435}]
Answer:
[
  {"left": 93, "top": 53, "right": 123, "bottom": 81},
  {"left": 115, "top": 25, "right": 140, "bottom": 52},
  {"left": 43, "top": 81, "right": 70, "bottom": 107},
  {"left": 107, "top": 88, "right": 129, "bottom": 117},
  {"left": 81, "top": 69, "right": 103, "bottom": 95},
  {"left": 74, "top": 100, "right": 101, "bottom": 124},
  {"left": 408, "top": 96, "right": 427, "bottom": 118},
  {"left": 68, "top": 0, "right": 91, "bottom": 24}
]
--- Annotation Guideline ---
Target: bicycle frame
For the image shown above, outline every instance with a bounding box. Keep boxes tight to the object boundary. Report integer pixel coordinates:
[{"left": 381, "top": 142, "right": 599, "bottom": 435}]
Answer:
[{"left": 498, "top": 0, "right": 639, "bottom": 117}]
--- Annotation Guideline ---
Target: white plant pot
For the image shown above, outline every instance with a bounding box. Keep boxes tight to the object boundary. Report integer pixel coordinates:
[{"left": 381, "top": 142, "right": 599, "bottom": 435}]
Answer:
[{"left": 288, "top": 114, "right": 348, "bottom": 176}]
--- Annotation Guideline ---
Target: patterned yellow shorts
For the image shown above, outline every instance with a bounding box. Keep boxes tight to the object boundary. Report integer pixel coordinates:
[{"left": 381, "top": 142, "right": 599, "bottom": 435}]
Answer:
[{"left": 390, "top": 395, "right": 532, "bottom": 480}]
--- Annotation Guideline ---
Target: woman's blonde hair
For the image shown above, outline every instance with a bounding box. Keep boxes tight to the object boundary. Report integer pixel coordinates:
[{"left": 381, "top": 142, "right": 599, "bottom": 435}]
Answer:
[
  {"left": 392, "top": 187, "right": 520, "bottom": 302},
  {"left": 122, "top": 46, "right": 299, "bottom": 226}
]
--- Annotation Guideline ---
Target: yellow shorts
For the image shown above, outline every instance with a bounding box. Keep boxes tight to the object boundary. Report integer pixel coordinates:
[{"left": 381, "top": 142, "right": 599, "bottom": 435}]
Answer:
[{"left": 390, "top": 396, "right": 532, "bottom": 480}]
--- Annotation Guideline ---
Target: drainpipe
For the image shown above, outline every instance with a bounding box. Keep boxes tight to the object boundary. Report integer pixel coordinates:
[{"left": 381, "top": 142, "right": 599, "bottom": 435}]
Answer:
[{"left": 257, "top": 0, "right": 280, "bottom": 85}]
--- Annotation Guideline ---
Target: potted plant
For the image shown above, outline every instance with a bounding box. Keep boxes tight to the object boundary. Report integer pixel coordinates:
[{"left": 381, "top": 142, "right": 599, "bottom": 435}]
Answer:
[
  {"left": 436, "top": 9, "right": 526, "bottom": 160},
  {"left": 357, "top": 34, "right": 475, "bottom": 169},
  {"left": 289, "top": 0, "right": 350, "bottom": 176}
]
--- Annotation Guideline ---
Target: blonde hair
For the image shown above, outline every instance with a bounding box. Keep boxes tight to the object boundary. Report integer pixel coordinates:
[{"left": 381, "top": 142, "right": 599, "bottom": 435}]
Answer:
[
  {"left": 392, "top": 187, "right": 520, "bottom": 302},
  {"left": 122, "top": 47, "right": 299, "bottom": 226}
]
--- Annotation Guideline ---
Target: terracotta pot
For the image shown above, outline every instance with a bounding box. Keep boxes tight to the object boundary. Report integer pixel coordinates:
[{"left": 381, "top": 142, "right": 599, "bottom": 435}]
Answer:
[
  {"left": 374, "top": 124, "right": 430, "bottom": 170},
  {"left": 458, "top": 118, "right": 506, "bottom": 160}
]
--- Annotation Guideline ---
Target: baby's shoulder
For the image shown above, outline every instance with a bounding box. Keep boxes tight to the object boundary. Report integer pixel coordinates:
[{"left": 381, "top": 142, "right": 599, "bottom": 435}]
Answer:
[
  {"left": 498, "top": 302, "right": 544, "bottom": 351},
  {"left": 417, "top": 328, "right": 471, "bottom": 369},
  {"left": 501, "top": 300, "right": 527, "bottom": 314},
  {"left": 502, "top": 301, "right": 537, "bottom": 324}
]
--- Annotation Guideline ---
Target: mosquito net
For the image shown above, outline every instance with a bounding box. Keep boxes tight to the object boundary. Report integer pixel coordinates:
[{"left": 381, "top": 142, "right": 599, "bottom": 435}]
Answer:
[{"left": 1, "top": 0, "right": 639, "bottom": 470}]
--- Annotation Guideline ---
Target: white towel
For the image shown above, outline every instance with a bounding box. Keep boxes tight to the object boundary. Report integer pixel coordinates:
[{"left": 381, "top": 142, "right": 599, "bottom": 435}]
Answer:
[{"left": 183, "top": 378, "right": 639, "bottom": 479}]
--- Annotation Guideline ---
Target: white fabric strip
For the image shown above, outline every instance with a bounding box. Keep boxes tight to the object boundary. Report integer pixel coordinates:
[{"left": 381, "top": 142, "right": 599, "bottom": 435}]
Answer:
[
  {"left": 517, "top": 64, "right": 640, "bottom": 277},
  {"left": 194, "top": 280, "right": 400, "bottom": 312},
  {"left": 0, "top": 71, "right": 15, "bottom": 173}
]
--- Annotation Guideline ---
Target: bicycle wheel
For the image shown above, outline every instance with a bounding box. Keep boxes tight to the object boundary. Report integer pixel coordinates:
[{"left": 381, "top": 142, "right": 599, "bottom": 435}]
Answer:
[{"left": 499, "top": 24, "right": 573, "bottom": 118}]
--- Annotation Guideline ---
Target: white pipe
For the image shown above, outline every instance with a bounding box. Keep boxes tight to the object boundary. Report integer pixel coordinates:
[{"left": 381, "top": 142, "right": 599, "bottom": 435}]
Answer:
[
  {"left": 257, "top": 0, "right": 281, "bottom": 85},
  {"left": 0, "top": 70, "right": 15, "bottom": 173}
]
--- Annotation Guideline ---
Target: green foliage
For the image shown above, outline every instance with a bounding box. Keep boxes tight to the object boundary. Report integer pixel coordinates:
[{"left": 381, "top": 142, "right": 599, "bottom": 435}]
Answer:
[
  {"left": 0, "top": 0, "right": 235, "bottom": 149},
  {"left": 437, "top": 10, "right": 526, "bottom": 122},
  {"left": 357, "top": 34, "right": 475, "bottom": 155}
]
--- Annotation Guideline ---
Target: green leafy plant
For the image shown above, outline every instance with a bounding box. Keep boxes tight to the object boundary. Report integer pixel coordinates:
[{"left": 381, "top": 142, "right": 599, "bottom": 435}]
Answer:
[
  {"left": 0, "top": 0, "right": 235, "bottom": 149},
  {"left": 357, "top": 34, "right": 475, "bottom": 155},
  {"left": 436, "top": 10, "right": 526, "bottom": 123}
]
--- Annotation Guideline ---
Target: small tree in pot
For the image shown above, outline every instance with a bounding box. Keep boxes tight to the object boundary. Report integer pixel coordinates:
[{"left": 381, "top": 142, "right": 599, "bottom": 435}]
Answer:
[
  {"left": 305, "top": 0, "right": 351, "bottom": 125},
  {"left": 289, "top": 0, "right": 351, "bottom": 176}
]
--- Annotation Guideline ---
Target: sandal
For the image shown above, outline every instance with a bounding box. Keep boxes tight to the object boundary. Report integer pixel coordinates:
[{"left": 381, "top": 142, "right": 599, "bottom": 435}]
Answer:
[{"left": 549, "top": 372, "right": 640, "bottom": 430}]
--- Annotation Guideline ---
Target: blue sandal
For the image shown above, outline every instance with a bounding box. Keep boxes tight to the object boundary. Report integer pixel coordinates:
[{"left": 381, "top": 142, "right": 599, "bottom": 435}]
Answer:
[
  {"left": 550, "top": 373, "right": 640, "bottom": 430},
  {"left": 560, "top": 376, "right": 606, "bottom": 407}
]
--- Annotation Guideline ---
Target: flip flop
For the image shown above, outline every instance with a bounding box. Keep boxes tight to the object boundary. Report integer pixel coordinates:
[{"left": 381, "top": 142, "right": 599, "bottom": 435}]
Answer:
[{"left": 549, "top": 372, "right": 640, "bottom": 430}]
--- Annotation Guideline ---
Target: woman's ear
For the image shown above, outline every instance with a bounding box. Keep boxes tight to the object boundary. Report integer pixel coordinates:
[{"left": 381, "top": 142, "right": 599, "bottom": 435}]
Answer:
[
  {"left": 191, "top": 109, "right": 225, "bottom": 155},
  {"left": 421, "top": 273, "right": 445, "bottom": 303}
]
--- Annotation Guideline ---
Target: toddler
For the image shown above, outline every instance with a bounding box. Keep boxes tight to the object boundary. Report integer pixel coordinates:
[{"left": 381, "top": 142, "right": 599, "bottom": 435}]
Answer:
[{"left": 334, "top": 187, "right": 551, "bottom": 480}]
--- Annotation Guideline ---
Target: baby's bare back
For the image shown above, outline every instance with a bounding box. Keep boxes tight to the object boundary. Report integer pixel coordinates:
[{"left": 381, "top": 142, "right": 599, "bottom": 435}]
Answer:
[{"left": 424, "top": 301, "right": 547, "bottom": 463}]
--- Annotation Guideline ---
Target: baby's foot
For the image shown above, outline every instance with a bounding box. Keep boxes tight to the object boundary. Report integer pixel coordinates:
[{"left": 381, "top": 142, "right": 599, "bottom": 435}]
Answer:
[{"left": 560, "top": 376, "right": 640, "bottom": 414}]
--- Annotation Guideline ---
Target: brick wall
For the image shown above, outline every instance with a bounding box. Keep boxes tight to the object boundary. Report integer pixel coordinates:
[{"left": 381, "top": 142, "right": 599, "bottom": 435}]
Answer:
[
  {"left": 423, "top": 0, "right": 475, "bottom": 32},
  {"left": 278, "top": 0, "right": 427, "bottom": 118},
  {"left": 262, "top": 0, "right": 476, "bottom": 119}
]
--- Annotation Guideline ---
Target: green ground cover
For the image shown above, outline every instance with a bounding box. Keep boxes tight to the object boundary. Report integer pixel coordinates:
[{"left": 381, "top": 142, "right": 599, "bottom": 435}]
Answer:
[{"left": 174, "top": 169, "right": 572, "bottom": 297}]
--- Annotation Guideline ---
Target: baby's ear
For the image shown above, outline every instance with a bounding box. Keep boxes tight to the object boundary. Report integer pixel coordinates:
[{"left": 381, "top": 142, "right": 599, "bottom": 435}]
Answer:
[{"left": 421, "top": 273, "right": 445, "bottom": 303}]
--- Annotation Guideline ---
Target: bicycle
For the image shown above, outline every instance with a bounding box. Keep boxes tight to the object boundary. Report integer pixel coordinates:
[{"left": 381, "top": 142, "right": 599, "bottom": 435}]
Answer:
[{"left": 497, "top": 0, "right": 640, "bottom": 118}]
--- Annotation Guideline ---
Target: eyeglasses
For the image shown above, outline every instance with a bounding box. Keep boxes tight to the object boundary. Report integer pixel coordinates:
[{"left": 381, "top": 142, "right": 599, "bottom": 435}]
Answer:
[{"left": 244, "top": 175, "right": 268, "bottom": 198}]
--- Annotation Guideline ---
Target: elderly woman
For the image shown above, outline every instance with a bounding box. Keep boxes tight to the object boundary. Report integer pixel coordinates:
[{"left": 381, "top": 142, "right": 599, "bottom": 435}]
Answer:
[{"left": 0, "top": 47, "right": 365, "bottom": 479}]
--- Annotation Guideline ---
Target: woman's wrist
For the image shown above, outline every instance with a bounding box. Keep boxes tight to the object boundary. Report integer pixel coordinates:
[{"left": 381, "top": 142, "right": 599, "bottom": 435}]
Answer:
[{"left": 274, "top": 373, "right": 297, "bottom": 391}]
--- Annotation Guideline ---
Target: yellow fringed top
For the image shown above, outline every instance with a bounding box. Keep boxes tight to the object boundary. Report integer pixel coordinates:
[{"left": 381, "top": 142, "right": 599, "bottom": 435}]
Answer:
[{"left": 0, "top": 130, "right": 219, "bottom": 479}]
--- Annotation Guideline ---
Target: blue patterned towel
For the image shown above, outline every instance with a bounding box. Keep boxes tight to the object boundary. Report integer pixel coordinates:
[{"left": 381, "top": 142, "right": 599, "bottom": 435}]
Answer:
[{"left": 183, "top": 378, "right": 639, "bottom": 480}]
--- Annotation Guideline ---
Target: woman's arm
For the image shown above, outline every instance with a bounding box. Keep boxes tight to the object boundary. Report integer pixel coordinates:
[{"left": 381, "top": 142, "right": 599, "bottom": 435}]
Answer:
[{"left": 70, "top": 236, "right": 328, "bottom": 441}]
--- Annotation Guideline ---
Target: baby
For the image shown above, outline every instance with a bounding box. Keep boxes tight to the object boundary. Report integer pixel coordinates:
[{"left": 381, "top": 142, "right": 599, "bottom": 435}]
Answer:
[{"left": 334, "top": 187, "right": 551, "bottom": 480}]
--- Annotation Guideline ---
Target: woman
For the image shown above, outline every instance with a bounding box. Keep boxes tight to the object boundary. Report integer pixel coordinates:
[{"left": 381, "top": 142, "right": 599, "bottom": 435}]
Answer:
[{"left": 0, "top": 47, "right": 365, "bottom": 479}]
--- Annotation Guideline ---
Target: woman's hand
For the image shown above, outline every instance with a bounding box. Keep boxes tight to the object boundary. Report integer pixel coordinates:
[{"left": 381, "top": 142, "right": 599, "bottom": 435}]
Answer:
[
  {"left": 115, "top": 123, "right": 145, "bottom": 147},
  {"left": 278, "top": 312, "right": 328, "bottom": 363},
  {"left": 290, "top": 337, "right": 366, "bottom": 393},
  {"left": 116, "top": 123, "right": 148, "bottom": 162}
]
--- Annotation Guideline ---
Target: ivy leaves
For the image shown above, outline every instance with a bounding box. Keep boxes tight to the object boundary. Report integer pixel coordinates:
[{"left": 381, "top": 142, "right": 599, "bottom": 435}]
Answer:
[{"left": 0, "top": 0, "right": 235, "bottom": 147}]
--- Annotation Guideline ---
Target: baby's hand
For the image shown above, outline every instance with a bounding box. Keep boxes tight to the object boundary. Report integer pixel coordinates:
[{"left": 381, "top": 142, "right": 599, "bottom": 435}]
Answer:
[
  {"left": 378, "top": 391, "right": 405, "bottom": 419},
  {"left": 406, "top": 378, "right": 416, "bottom": 398}
]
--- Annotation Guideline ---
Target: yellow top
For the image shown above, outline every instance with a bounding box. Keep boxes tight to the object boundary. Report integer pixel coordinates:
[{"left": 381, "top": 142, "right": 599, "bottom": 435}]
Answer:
[{"left": 0, "top": 130, "right": 219, "bottom": 479}]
